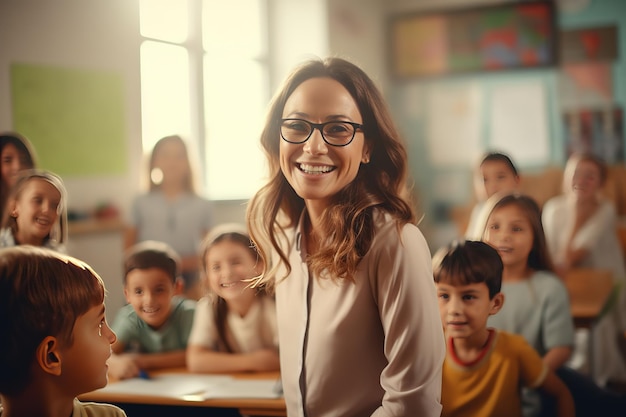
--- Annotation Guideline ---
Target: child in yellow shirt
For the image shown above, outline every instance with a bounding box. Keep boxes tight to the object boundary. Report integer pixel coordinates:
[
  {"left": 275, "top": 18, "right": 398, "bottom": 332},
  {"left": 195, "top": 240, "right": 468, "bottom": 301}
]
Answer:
[{"left": 432, "top": 240, "right": 574, "bottom": 417}]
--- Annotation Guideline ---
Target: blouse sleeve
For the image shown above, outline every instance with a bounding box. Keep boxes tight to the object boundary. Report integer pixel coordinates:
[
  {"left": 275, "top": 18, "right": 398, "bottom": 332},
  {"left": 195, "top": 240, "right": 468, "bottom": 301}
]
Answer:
[
  {"left": 370, "top": 223, "right": 445, "bottom": 417},
  {"left": 186, "top": 297, "right": 218, "bottom": 349}
]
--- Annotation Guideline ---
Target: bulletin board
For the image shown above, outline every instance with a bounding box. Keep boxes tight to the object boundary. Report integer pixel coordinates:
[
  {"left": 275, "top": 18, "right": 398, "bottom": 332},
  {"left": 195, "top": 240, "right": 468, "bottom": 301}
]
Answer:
[
  {"left": 389, "top": 0, "right": 557, "bottom": 78},
  {"left": 10, "top": 63, "right": 127, "bottom": 176}
]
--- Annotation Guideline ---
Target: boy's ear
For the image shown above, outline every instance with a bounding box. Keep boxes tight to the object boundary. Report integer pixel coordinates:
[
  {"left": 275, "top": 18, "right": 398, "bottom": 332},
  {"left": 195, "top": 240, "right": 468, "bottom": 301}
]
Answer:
[
  {"left": 173, "top": 276, "right": 184, "bottom": 296},
  {"left": 123, "top": 286, "right": 130, "bottom": 303},
  {"left": 489, "top": 292, "right": 505, "bottom": 316},
  {"left": 9, "top": 198, "right": 18, "bottom": 218},
  {"left": 36, "top": 336, "right": 63, "bottom": 376}
]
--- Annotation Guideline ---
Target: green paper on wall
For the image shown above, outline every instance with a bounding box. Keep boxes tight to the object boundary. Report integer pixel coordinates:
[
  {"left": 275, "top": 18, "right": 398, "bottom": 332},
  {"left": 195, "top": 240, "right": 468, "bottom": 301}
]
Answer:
[{"left": 10, "top": 63, "right": 127, "bottom": 176}]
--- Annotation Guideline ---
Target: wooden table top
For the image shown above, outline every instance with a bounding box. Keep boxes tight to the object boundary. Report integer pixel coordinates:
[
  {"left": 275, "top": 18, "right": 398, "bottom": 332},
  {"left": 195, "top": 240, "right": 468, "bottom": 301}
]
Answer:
[{"left": 79, "top": 368, "right": 286, "bottom": 417}]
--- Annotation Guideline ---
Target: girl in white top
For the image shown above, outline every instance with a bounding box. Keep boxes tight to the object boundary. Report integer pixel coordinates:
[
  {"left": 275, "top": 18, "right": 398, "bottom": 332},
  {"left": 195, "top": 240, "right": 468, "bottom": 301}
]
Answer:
[
  {"left": 186, "top": 223, "right": 279, "bottom": 373},
  {"left": 542, "top": 152, "right": 626, "bottom": 386},
  {"left": 542, "top": 153, "right": 625, "bottom": 281}
]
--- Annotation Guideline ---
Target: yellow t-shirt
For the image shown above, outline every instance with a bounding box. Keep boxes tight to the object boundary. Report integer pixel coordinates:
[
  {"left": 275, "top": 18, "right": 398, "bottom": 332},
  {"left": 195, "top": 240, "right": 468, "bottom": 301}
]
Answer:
[{"left": 441, "top": 329, "right": 547, "bottom": 417}]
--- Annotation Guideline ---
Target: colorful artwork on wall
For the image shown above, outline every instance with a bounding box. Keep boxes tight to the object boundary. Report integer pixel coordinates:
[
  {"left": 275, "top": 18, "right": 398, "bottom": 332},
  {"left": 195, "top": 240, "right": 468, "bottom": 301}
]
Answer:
[{"left": 389, "top": 1, "right": 557, "bottom": 78}]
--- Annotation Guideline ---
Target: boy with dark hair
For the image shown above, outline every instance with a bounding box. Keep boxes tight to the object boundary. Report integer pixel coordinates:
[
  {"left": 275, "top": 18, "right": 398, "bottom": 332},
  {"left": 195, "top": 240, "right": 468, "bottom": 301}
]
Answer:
[
  {"left": 432, "top": 240, "right": 575, "bottom": 417},
  {"left": 0, "top": 245, "right": 126, "bottom": 417},
  {"left": 108, "top": 240, "right": 196, "bottom": 380}
]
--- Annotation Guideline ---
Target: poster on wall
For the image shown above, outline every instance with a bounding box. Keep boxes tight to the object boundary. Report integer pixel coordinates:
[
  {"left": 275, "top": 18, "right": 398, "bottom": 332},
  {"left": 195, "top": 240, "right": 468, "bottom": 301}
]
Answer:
[
  {"left": 563, "top": 108, "right": 623, "bottom": 164},
  {"left": 559, "top": 62, "right": 613, "bottom": 109},
  {"left": 389, "top": 0, "right": 557, "bottom": 78},
  {"left": 10, "top": 63, "right": 128, "bottom": 176},
  {"left": 426, "top": 84, "right": 483, "bottom": 166},
  {"left": 559, "top": 25, "right": 618, "bottom": 63}
]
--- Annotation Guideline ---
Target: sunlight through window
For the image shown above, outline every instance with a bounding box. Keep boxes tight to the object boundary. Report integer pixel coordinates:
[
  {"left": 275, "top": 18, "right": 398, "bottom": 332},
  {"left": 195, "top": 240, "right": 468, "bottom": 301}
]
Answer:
[
  {"left": 139, "top": 0, "right": 188, "bottom": 43},
  {"left": 203, "top": 0, "right": 268, "bottom": 200},
  {"left": 139, "top": 0, "right": 268, "bottom": 200},
  {"left": 139, "top": 41, "right": 191, "bottom": 153}
]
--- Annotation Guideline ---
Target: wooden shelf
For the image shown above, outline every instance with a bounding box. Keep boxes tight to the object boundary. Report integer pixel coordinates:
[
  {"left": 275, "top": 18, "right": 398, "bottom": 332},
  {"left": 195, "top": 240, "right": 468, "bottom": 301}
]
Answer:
[{"left": 68, "top": 218, "right": 125, "bottom": 236}]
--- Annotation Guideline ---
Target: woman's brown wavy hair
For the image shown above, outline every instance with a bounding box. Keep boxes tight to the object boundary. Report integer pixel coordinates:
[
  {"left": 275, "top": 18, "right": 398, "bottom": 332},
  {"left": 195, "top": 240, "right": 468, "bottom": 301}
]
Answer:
[{"left": 247, "top": 57, "right": 417, "bottom": 289}]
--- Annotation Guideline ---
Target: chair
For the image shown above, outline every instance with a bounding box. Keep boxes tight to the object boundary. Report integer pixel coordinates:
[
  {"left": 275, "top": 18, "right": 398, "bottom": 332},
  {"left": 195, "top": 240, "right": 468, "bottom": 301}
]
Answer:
[{"left": 563, "top": 268, "right": 615, "bottom": 329}]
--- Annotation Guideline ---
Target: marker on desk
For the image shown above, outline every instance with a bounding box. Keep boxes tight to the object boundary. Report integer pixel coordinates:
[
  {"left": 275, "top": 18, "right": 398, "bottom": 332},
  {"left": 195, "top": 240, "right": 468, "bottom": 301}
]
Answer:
[{"left": 138, "top": 369, "right": 151, "bottom": 380}]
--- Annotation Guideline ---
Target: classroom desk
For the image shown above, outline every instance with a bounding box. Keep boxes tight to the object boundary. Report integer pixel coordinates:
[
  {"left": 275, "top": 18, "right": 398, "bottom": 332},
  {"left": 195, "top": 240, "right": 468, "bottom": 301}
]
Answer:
[
  {"left": 79, "top": 368, "right": 286, "bottom": 417},
  {"left": 562, "top": 268, "right": 615, "bottom": 328}
]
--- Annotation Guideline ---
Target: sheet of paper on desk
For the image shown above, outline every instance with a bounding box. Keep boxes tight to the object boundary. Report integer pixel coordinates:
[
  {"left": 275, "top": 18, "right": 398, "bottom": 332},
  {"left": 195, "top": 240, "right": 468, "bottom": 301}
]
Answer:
[
  {"left": 98, "top": 374, "right": 232, "bottom": 399},
  {"left": 202, "top": 379, "right": 282, "bottom": 399},
  {"left": 97, "top": 373, "right": 281, "bottom": 400}
]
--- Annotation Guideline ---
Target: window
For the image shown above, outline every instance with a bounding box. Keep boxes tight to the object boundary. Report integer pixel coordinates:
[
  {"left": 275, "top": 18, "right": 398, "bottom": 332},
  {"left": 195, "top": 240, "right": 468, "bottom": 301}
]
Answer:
[{"left": 139, "top": 0, "right": 268, "bottom": 200}]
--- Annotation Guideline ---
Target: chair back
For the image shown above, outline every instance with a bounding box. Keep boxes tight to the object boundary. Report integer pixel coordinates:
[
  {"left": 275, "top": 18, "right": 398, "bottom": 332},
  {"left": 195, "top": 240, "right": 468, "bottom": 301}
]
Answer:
[{"left": 563, "top": 268, "right": 616, "bottom": 326}]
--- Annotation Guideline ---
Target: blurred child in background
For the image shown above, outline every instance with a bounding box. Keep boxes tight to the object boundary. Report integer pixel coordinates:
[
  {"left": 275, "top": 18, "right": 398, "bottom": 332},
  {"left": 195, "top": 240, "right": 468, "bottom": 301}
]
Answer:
[
  {"left": 0, "top": 132, "right": 37, "bottom": 220},
  {"left": 186, "top": 223, "right": 279, "bottom": 373},
  {"left": 125, "top": 135, "right": 214, "bottom": 300},
  {"left": 543, "top": 153, "right": 626, "bottom": 386},
  {"left": 465, "top": 152, "right": 520, "bottom": 240},
  {"left": 108, "top": 240, "right": 196, "bottom": 380},
  {"left": 0, "top": 169, "right": 67, "bottom": 252}
]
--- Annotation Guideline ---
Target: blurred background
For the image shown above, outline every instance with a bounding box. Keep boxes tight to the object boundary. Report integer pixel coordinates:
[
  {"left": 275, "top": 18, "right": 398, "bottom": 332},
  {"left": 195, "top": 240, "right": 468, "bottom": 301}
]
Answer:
[{"left": 0, "top": 0, "right": 623, "bottom": 318}]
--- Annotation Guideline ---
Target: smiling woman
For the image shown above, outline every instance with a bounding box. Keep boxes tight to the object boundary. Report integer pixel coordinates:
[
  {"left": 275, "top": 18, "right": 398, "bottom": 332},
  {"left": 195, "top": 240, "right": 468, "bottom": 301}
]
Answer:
[{"left": 247, "top": 57, "right": 445, "bottom": 417}]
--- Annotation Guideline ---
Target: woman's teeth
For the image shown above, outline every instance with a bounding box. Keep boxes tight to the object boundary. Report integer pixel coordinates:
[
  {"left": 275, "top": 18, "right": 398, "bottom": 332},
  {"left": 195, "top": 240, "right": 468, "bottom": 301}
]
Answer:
[{"left": 299, "top": 164, "right": 334, "bottom": 174}]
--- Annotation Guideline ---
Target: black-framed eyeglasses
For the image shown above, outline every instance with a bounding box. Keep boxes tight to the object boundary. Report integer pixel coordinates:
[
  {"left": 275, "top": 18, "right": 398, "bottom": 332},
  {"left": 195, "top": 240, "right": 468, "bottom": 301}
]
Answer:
[{"left": 280, "top": 118, "right": 363, "bottom": 147}]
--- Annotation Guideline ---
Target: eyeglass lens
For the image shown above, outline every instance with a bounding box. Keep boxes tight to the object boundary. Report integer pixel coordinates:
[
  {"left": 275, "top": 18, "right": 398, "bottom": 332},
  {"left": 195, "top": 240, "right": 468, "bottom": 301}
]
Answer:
[{"left": 281, "top": 120, "right": 357, "bottom": 146}]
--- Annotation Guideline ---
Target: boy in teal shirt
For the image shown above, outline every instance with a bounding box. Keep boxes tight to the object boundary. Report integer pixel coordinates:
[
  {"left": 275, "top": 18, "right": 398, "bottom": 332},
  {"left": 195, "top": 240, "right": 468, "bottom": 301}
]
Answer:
[{"left": 108, "top": 240, "right": 196, "bottom": 380}]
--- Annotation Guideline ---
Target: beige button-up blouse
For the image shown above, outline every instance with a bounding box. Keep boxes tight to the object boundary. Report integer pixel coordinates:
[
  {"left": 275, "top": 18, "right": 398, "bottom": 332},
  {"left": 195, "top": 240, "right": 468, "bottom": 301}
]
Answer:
[{"left": 275, "top": 211, "right": 445, "bottom": 417}]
